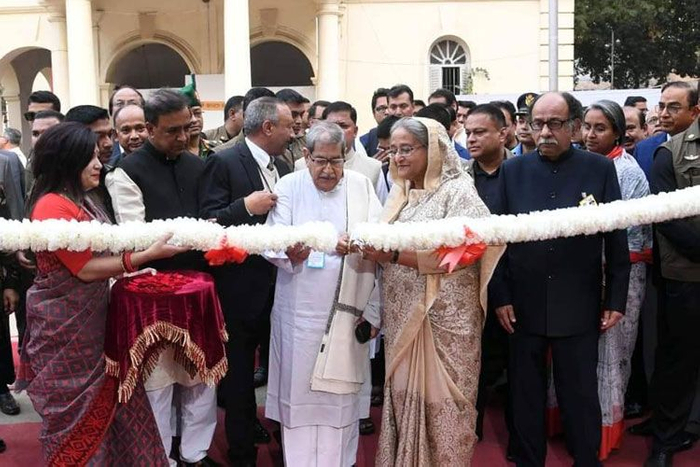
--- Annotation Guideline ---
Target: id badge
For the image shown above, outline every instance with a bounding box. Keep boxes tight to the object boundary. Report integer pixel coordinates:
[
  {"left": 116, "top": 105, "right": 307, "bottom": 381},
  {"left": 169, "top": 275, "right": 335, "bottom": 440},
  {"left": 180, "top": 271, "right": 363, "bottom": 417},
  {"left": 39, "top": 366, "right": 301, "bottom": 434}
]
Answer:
[
  {"left": 579, "top": 192, "right": 597, "bottom": 207},
  {"left": 306, "top": 250, "right": 325, "bottom": 269}
]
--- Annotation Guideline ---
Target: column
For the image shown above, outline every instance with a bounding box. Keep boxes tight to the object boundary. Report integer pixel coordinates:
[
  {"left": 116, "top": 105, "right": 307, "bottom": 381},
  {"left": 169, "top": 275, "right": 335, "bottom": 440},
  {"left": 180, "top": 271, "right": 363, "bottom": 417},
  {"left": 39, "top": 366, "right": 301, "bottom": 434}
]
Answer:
[
  {"left": 316, "top": 0, "right": 341, "bottom": 101},
  {"left": 3, "top": 95, "right": 22, "bottom": 132},
  {"left": 65, "top": 0, "right": 98, "bottom": 106},
  {"left": 49, "top": 15, "right": 70, "bottom": 108},
  {"left": 224, "top": 0, "right": 252, "bottom": 98}
]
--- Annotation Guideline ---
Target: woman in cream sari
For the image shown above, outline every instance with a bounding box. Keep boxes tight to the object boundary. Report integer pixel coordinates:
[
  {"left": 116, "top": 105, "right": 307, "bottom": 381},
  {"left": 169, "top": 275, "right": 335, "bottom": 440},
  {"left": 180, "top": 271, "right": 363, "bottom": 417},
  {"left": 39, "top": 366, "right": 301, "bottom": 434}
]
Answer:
[{"left": 361, "top": 117, "right": 503, "bottom": 465}]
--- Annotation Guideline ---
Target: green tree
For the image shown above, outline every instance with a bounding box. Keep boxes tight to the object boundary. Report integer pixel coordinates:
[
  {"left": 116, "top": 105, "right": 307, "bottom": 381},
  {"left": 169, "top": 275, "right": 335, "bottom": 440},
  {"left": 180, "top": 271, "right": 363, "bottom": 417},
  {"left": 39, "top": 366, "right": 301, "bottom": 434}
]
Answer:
[{"left": 575, "top": 0, "right": 700, "bottom": 88}]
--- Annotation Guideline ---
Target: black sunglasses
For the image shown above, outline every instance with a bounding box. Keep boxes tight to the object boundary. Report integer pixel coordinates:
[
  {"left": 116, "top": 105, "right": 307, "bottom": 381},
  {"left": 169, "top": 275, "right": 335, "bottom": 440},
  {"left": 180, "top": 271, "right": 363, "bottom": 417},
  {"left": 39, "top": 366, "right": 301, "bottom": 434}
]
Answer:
[{"left": 24, "top": 111, "right": 36, "bottom": 122}]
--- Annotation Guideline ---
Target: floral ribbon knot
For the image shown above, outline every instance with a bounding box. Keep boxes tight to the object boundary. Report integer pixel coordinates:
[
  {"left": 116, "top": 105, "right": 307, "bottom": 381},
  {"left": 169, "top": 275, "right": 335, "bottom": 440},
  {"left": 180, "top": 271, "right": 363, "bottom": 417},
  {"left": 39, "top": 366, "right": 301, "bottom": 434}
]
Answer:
[{"left": 436, "top": 228, "right": 487, "bottom": 273}]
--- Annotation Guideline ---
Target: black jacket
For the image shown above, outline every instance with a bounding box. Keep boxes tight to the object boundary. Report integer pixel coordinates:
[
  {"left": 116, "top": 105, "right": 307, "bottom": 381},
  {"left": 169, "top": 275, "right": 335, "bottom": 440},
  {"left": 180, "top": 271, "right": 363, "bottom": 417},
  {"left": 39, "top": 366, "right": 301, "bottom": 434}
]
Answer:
[
  {"left": 198, "top": 140, "right": 291, "bottom": 322},
  {"left": 491, "top": 147, "right": 630, "bottom": 336}
]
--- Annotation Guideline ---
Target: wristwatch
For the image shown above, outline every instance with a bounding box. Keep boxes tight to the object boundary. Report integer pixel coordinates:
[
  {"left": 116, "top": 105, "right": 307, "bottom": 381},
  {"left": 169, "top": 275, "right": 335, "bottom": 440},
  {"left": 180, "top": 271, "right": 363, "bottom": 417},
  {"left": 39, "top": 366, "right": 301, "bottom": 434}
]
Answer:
[{"left": 390, "top": 250, "right": 400, "bottom": 264}]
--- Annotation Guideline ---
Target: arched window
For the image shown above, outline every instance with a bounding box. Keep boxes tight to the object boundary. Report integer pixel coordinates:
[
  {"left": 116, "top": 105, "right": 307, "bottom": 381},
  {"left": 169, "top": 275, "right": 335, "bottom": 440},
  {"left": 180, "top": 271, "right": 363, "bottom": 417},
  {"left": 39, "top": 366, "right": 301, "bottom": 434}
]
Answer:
[{"left": 429, "top": 38, "right": 469, "bottom": 95}]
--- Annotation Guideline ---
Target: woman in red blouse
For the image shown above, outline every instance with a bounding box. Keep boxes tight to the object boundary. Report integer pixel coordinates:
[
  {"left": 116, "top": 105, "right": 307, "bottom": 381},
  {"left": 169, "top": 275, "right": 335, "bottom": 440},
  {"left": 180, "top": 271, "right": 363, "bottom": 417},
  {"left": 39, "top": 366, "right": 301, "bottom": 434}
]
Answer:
[{"left": 16, "top": 122, "right": 181, "bottom": 466}]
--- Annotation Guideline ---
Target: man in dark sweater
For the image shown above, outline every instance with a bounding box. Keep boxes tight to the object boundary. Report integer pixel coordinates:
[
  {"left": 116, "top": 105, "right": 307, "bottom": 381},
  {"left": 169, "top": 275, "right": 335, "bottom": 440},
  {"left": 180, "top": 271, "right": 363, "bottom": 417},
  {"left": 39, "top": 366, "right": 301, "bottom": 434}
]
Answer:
[{"left": 493, "top": 92, "right": 630, "bottom": 467}]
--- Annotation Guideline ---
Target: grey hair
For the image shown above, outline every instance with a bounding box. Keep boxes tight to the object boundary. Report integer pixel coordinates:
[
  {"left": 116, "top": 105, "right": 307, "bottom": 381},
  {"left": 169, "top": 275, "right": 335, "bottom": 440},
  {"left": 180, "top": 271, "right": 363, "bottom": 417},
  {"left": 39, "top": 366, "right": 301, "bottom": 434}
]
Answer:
[
  {"left": 243, "top": 97, "right": 281, "bottom": 135},
  {"left": 390, "top": 117, "right": 429, "bottom": 147},
  {"left": 2, "top": 127, "right": 21, "bottom": 145},
  {"left": 305, "top": 121, "right": 346, "bottom": 154},
  {"left": 585, "top": 99, "right": 626, "bottom": 144}
]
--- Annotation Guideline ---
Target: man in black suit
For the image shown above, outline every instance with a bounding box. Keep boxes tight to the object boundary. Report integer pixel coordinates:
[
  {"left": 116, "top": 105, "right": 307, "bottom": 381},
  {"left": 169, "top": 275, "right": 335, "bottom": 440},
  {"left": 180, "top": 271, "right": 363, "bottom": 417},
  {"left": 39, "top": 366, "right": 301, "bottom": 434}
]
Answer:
[
  {"left": 492, "top": 92, "right": 631, "bottom": 467},
  {"left": 199, "top": 97, "right": 294, "bottom": 466}
]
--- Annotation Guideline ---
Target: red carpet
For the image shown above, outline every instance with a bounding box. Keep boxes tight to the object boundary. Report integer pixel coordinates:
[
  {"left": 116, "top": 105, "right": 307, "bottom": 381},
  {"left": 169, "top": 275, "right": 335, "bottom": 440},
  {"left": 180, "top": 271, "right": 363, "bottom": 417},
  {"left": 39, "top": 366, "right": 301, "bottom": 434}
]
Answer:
[
  {"left": 3, "top": 340, "right": 699, "bottom": 465},
  {"left": 3, "top": 406, "right": 700, "bottom": 466}
]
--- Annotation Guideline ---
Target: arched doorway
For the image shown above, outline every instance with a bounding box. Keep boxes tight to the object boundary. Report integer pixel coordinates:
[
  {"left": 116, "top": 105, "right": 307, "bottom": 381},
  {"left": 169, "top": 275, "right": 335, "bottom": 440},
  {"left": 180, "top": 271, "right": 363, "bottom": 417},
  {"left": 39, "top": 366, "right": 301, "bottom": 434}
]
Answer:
[
  {"left": 0, "top": 47, "right": 53, "bottom": 153},
  {"left": 107, "top": 43, "right": 191, "bottom": 89},
  {"left": 251, "top": 41, "right": 314, "bottom": 87}
]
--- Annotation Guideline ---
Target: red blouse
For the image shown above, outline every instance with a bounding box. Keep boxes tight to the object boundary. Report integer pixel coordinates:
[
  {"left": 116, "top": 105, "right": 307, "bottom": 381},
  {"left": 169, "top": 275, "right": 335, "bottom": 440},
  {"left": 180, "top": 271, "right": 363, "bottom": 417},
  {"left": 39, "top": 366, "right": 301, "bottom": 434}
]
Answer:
[{"left": 31, "top": 193, "right": 94, "bottom": 275}]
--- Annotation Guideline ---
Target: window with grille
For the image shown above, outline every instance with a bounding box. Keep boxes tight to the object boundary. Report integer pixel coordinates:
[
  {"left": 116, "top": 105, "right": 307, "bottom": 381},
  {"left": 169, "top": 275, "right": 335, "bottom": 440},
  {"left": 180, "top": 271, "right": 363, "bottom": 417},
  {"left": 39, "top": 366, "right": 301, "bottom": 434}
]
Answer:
[{"left": 429, "top": 39, "right": 469, "bottom": 95}]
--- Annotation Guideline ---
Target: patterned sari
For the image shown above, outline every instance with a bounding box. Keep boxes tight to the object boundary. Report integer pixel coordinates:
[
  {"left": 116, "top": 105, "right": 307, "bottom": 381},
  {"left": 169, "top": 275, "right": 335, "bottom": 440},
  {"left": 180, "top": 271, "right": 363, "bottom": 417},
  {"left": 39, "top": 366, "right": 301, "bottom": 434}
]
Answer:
[
  {"left": 16, "top": 194, "right": 168, "bottom": 466},
  {"left": 376, "top": 118, "right": 504, "bottom": 466}
]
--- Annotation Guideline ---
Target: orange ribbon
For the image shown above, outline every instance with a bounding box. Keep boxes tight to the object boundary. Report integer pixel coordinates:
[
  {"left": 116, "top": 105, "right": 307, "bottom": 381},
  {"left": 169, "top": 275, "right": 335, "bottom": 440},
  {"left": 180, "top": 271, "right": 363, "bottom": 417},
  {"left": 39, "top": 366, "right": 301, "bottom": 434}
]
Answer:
[{"left": 436, "top": 228, "right": 487, "bottom": 273}]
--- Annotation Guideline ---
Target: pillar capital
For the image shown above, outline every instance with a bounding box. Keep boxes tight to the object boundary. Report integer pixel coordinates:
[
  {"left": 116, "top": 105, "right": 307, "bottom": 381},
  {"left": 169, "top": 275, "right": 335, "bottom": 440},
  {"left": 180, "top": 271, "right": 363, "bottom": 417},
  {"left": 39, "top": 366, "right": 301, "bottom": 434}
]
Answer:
[{"left": 316, "top": 0, "right": 341, "bottom": 16}]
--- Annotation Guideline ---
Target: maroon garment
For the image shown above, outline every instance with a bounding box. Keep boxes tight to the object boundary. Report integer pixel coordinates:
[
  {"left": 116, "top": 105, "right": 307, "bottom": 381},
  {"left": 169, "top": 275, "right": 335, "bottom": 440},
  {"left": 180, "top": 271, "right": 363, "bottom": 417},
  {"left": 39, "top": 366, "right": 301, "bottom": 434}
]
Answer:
[{"left": 16, "top": 193, "right": 168, "bottom": 466}]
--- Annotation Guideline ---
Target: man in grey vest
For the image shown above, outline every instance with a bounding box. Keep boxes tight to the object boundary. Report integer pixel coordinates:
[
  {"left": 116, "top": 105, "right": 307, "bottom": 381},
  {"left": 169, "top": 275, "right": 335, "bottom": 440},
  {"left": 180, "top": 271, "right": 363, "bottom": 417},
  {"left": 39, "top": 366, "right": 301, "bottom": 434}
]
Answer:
[{"left": 645, "top": 83, "right": 700, "bottom": 467}]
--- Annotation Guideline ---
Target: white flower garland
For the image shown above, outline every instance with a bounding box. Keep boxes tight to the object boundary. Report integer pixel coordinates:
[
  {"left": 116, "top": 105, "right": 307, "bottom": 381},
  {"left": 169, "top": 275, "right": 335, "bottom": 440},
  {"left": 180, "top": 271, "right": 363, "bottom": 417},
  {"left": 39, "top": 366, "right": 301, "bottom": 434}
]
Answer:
[
  {"left": 0, "top": 217, "right": 338, "bottom": 254},
  {"left": 351, "top": 185, "right": 700, "bottom": 250},
  {"left": 1, "top": 186, "right": 699, "bottom": 254}
]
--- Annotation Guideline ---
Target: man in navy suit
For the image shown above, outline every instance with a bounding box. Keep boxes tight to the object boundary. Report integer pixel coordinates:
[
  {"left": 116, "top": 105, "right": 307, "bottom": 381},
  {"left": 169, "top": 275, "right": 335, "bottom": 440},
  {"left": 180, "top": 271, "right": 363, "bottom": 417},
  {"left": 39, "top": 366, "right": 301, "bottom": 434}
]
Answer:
[
  {"left": 199, "top": 97, "right": 294, "bottom": 467},
  {"left": 634, "top": 82, "right": 698, "bottom": 180},
  {"left": 493, "top": 92, "right": 630, "bottom": 467}
]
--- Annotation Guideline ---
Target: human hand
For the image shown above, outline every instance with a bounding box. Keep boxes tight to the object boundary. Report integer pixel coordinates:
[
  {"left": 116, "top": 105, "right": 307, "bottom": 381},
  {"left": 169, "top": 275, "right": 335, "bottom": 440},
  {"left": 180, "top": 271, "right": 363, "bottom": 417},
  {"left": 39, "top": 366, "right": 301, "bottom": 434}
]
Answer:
[
  {"left": 16, "top": 250, "right": 36, "bottom": 270},
  {"left": 144, "top": 233, "right": 189, "bottom": 261},
  {"left": 3, "top": 288, "right": 19, "bottom": 315},
  {"left": 359, "top": 246, "right": 394, "bottom": 264},
  {"left": 600, "top": 310, "right": 623, "bottom": 332},
  {"left": 336, "top": 233, "right": 350, "bottom": 256},
  {"left": 286, "top": 243, "right": 311, "bottom": 265},
  {"left": 244, "top": 190, "right": 278, "bottom": 215},
  {"left": 374, "top": 148, "right": 391, "bottom": 164},
  {"left": 356, "top": 317, "right": 380, "bottom": 340},
  {"left": 495, "top": 305, "right": 516, "bottom": 334}
]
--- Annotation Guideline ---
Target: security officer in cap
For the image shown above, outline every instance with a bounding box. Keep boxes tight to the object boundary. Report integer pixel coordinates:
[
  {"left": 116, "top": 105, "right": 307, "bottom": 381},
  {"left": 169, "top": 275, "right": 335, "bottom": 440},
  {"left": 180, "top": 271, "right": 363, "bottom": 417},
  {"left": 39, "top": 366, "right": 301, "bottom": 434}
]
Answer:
[
  {"left": 179, "top": 80, "right": 215, "bottom": 159},
  {"left": 512, "top": 92, "right": 538, "bottom": 156}
]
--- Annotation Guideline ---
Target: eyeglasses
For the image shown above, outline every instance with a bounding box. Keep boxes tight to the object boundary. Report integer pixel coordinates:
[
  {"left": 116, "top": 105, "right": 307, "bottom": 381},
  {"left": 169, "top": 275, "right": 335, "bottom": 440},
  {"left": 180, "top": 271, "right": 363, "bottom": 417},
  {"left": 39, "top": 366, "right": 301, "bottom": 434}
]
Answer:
[
  {"left": 530, "top": 119, "right": 571, "bottom": 131},
  {"left": 387, "top": 145, "right": 424, "bottom": 158},
  {"left": 309, "top": 156, "right": 344, "bottom": 168},
  {"left": 24, "top": 112, "right": 36, "bottom": 122},
  {"left": 647, "top": 116, "right": 660, "bottom": 125},
  {"left": 374, "top": 105, "right": 388, "bottom": 113},
  {"left": 657, "top": 103, "right": 691, "bottom": 115}
]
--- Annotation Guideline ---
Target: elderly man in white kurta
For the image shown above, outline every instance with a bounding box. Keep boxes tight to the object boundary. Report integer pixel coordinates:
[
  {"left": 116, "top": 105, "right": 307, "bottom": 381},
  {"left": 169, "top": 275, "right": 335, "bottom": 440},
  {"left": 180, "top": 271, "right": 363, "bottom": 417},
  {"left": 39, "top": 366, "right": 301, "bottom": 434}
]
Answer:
[{"left": 265, "top": 121, "right": 382, "bottom": 467}]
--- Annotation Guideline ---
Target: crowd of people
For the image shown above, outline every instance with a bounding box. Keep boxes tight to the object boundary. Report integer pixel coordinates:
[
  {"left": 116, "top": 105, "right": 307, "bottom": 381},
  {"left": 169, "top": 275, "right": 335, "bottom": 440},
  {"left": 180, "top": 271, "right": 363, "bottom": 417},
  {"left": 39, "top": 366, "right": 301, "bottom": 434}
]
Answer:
[{"left": 0, "top": 78, "right": 698, "bottom": 467}]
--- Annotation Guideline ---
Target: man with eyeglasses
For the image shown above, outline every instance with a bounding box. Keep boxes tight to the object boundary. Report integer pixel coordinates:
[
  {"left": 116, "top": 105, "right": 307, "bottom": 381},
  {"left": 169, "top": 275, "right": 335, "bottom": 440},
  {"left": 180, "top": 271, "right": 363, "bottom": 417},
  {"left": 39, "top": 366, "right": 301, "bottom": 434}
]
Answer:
[
  {"left": 263, "top": 120, "right": 381, "bottom": 467},
  {"left": 360, "top": 88, "right": 389, "bottom": 157},
  {"left": 640, "top": 82, "right": 700, "bottom": 467},
  {"left": 106, "top": 85, "right": 146, "bottom": 164},
  {"left": 634, "top": 82, "right": 699, "bottom": 180},
  {"left": 387, "top": 84, "right": 415, "bottom": 118},
  {"left": 492, "top": 91, "right": 630, "bottom": 467}
]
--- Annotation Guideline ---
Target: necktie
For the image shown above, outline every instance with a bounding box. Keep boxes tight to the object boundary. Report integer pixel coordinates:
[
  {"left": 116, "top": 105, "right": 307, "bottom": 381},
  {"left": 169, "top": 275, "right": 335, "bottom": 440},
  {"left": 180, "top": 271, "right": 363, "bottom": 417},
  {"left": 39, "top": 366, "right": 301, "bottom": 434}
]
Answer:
[{"left": 267, "top": 157, "right": 274, "bottom": 171}]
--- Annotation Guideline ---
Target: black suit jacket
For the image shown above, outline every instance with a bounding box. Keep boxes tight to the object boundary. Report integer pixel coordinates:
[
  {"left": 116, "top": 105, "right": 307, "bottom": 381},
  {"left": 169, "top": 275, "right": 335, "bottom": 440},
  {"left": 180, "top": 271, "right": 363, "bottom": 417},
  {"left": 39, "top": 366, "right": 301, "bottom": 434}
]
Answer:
[
  {"left": 199, "top": 140, "right": 291, "bottom": 322},
  {"left": 491, "top": 147, "right": 630, "bottom": 337}
]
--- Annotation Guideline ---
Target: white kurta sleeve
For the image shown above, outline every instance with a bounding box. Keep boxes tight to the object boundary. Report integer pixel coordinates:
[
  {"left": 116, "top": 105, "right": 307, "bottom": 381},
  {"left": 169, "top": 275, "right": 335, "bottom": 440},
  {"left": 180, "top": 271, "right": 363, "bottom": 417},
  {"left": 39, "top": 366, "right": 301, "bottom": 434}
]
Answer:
[{"left": 105, "top": 168, "right": 145, "bottom": 223}]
